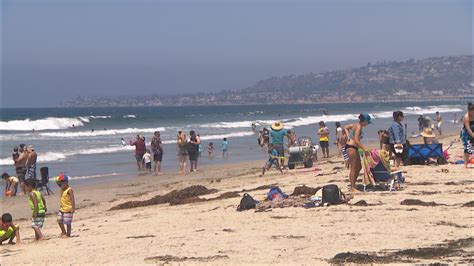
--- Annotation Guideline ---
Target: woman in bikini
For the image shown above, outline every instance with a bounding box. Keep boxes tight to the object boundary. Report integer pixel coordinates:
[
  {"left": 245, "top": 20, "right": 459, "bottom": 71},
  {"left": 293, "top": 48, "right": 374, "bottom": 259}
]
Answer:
[
  {"left": 344, "top": 114, "right": 372, "bottom": 192},
  {"left": 461, "top": 103, "right": 474, "bottom": 168}
]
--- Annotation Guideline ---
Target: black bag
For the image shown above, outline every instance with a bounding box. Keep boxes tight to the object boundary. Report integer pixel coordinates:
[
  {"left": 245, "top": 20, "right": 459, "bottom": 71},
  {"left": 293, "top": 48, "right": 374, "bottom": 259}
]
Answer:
[
  {"left": 237, "top": 193, "right": 256, "bottom": 211},
  {"left": 322, "top": 184, "right": 345, "bottom": 205}
]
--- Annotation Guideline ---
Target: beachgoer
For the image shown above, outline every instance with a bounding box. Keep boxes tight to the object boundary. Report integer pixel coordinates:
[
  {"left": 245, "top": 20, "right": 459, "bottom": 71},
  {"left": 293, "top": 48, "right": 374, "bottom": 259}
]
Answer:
[
  {"left": 188, "top": 131, "right": 200, "bottom": 172},
  {"left": 197, "top": 135, "right": 203, "bottom": 157},
  {"left": 177, "top": 132, "right": 188, "bottom": 174},
  {"left": 208, "top": 143, "right": 215, "bottom": 158},
  {"left": 26, "top": 145, "right": 37, "bottom": 180},
  {"left": 259, "top": 143, "right": 283, "bottom": 177},
  {"left": 377, "top": 130, "right": 390, "bottom": 151},
  {"left": 142, "top": 150, "right": 152, "bottom": 173},
  {"left": 130, "top": 135, "right": 146, "bottom": 171},
  {"left": 335, "top": 122, "right": 343, "bottom": 156},
  {"left": 318, "top": 121, "right": 330, "bottom": 158},
  {"left": 287, "top": 130, "right": 297, "bottom": 148},
  {"left": 270, "top": 121, "right": 288, "bottom": 166},
  {"left": 0, "top": 213, "right": 20, "bottom": 245},
  {"left": 25, "top": 178, "right": 46, "bottom": 241},
  {"left": 251, "top": 123, "right": 257, "bottom": 132},
  {"left": 339, "top": 130, "right": 350, "bottom": 169},
  {"left": 14, "top": 144, "right": 28, "bottom": 195},
  {"left": 417, "top": 115, "right": 424, "bottom": 132},
  {"left": 460, "top": 103, "right": 474, "bottom": 168},
  {"left": 421, "top": 128, "right": 438, "bottom": 145},
  {"left": 262, "top": 128, "right": 270, "bottom": 147},
  {"left": 389, "top": 111, "right": 407, "bottom": 168},
  {"left": 150, "top": 131, "right": 163, "bottom": 175},
  {"left": 258, "top": 130, "right": 263, "bottom": 146},
  {"left": 221, "top": 138, "right": 229, "bottom": 158},
  {"left": 121, "top": 138, "right": 127, "bottom": 146},
  {"left": 344, "top": 114, "right": 371, "bottom": 192},
  {"left": 2, "top": 173, "right": 19, "bottom": 197},
  {"left": 55, "top": 174, "right": 75, "bottom": 238},
  {"left": 435, "top": 111, "right": 443, "bottom": 135}
]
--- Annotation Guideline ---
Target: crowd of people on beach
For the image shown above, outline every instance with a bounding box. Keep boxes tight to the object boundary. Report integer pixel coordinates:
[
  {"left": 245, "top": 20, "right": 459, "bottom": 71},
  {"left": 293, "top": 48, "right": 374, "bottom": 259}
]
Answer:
[
  {"left": 126, "top": 130, "right": 231, "bottom": 176},
  {"left": 2, "top": 103, "right": 473, "bottom": 246}
]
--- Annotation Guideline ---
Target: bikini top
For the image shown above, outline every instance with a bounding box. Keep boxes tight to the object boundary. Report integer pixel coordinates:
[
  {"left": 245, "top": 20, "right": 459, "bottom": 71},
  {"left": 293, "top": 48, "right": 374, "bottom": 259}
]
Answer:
[{"left": 348, "top": 127, "right": 364, "bottom": 142}]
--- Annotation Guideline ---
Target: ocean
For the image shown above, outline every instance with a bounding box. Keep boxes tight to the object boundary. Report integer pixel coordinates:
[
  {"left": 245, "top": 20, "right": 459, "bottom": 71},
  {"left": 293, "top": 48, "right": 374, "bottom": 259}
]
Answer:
[{"left": 0, "top": 102, "right": 466, "bottom": 191}]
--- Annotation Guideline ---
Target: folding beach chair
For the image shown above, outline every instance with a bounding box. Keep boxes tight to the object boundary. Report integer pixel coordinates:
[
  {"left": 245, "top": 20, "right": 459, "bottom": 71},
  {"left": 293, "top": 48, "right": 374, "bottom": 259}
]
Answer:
[
  {"left": 365, "top": 161, "right": 403, "bottom": 191},
  {"left": 408, "top": 144, "right": 444, "bottom": 165},
  {"left": 37, "top": 167, "right": 54, "bottom": 195}
]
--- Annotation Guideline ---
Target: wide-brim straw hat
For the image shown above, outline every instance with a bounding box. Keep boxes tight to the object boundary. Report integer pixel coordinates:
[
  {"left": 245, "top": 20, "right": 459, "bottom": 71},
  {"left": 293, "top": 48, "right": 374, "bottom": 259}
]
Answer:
[
  {"left": 271, "top": 121, "right": 284, "bottom": 131},
  {"left": 421, "top": 128, "right": 435, "bottom": 138}
]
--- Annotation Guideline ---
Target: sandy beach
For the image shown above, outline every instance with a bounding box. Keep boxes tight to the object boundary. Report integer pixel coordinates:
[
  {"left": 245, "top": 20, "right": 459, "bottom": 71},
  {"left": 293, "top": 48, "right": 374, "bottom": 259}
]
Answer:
[{"left": 1, "top": 133, "right": 473, "bottom": 265}]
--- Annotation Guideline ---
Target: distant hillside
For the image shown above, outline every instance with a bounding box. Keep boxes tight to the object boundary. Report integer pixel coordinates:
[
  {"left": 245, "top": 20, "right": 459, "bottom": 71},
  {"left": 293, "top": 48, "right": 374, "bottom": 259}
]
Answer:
[{"left": 62, "top": 55, "right": 473, "bottom": 107}]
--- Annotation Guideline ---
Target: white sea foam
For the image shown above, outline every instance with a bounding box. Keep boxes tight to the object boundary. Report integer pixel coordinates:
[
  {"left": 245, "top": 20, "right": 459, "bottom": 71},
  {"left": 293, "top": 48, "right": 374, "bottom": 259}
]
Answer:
[
  {"left": 161, "top": 131, "right": 255, "bottom": 144},
  {"left": 0, "top": 116, "right": 110, "bottom": 131},
  {"left": 39, "top": 127, "right": 166, "bottom": 138},
  {"left": 65, "top": 172, "right": 128, "bottom": 181},
  {"left": 123, "top": 115, "right": 136, "bottom": 118}
]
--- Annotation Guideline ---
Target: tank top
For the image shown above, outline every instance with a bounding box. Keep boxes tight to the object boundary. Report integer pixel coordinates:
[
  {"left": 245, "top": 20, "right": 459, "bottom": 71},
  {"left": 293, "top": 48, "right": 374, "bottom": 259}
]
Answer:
[
  {"left": 60, "top": 187, "right": 73, "bottom": 212},
  {"left": 28, "top": 190, "right": 45, "bottom": 216}
]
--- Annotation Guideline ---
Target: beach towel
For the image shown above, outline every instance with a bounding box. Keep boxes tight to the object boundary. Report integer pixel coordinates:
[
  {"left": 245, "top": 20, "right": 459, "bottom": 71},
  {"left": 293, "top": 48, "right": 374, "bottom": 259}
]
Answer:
[
  {"left": 266, "top": 187, "right": 288, "bottom": 201},
  {"left": 359, "top": 149, "right": 376, "bottom": 187}
]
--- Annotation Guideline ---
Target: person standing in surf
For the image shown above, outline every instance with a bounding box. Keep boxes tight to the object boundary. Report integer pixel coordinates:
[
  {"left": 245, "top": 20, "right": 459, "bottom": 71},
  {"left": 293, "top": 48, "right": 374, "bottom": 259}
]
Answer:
[
  {"left": 26, "top": 145, "right": 37, "bottom": 180},
  {"left": 177, "top": 132, "right": 188, "bottom": 175},
  {"left": 188, "top": 131, "right": 200, "bottom": 172},
  {"left": 130, "top": 135, "right": 146, "bottom": 171},
  {"left": 151, "top": 131, "right": 163, "bottom": 176},
  {"left": 435, "top": 111, "right": 443, "bottom": 135},
  {"left": 344, "top": 114, "right": 371, "bottom": 192}
]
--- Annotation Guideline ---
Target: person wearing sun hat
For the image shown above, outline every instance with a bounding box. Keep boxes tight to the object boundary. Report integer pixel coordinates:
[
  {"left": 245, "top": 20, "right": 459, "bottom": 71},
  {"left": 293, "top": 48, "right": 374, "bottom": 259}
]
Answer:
[
  {"left": 55, "top": 173, "right": 76, "bottom": 238},
  {"left": 421, "top": 127, "right": 438, "bottom": 145},
  {"left": 270, "top": 121, "right": 288, "bottom": 167}
]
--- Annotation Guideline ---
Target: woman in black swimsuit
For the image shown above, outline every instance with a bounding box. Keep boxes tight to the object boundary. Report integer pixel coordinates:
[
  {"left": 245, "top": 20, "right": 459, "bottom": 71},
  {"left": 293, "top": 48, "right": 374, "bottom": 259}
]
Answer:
[
  {"left": 461, "top": 103, "right": 474, "bottom": 168},
  {"left": 344, "top": 114, "right": 371, "bottom": 192}
]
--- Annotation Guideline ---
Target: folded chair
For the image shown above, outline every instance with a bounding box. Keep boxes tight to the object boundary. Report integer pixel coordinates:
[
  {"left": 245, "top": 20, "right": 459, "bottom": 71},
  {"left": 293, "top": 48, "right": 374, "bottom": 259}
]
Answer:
[
  {"left": 37, "top": 167, "right": 54, "bottom": 195},
  {"left": 365, "top": 161, "right": 403, "bottom": 191}
]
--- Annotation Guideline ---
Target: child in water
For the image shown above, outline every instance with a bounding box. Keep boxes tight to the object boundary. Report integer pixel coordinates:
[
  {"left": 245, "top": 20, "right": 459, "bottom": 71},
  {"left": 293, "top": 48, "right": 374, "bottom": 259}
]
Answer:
[
  {"left": 56, "top": 173, "right": 75, "bottom": 238},
  {"left": 260, "top": 144, "right": 283, "bottom": 177},
  {"left": 208, "top": 142, "right": 214, "bottom": 158},
  {"left": 221, "top": 138, "right": 229, "bottom": 158},
  {"left": 142, "top": 150, "right": 152, "bottom": 173},
  {"left": 25, "top": 178, "right": 46, "bottom": 241},
  {"left": 0, "top": 213, "right": 20, "bottom": 245}
]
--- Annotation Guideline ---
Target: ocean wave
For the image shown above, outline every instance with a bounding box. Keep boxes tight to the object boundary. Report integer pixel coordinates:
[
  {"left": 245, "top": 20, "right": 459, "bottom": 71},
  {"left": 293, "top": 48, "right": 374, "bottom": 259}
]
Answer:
[
  {"left": 123, "top": 115, "right": 136, "bottom": 118},
  {"left": 161, "top": 131, "right": 255, "bottom": 144},
  {"left": 0, "top": 116, "right": 110, "bottom": 131},
  {"left": 39, "top": 127, "right": 166, "bottom": 138}
]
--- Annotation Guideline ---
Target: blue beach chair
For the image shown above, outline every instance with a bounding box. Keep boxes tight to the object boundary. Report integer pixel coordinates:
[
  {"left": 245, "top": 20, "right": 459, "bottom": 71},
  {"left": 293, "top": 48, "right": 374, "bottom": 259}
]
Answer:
[
  {"left": 408, "top": 144, "right": 443, "bottom": 165},
  {"left": 366, "top": 161, "right": 403, "bottom": 191}
]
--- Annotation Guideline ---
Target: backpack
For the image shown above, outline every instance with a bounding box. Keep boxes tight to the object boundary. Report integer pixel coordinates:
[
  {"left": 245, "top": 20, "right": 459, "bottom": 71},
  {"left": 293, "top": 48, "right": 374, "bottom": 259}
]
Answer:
[
  {"left": 322, "top": 184, "right": 346, "bottom": 205},
  {"left": 237, "top": 193, "right": 256, "bottom": 211}
]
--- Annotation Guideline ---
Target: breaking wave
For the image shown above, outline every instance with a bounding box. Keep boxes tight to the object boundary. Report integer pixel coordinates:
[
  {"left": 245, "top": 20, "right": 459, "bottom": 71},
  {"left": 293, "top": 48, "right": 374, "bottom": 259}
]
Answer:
[{"left": 0, "top": 116, "right": 110, "bottom": 131}]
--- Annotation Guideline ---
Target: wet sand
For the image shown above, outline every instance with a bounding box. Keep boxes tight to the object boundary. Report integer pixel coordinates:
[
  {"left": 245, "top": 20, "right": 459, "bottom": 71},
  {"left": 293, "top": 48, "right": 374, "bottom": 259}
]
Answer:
[{"left": 1, "top": 133, "right": 473, "bottom": 264}]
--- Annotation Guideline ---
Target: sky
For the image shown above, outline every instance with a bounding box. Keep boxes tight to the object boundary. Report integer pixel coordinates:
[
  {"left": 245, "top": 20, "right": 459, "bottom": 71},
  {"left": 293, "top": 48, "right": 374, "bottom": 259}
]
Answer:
[{"left": 1, "top": 0, "right": 472, "bottom": 107}]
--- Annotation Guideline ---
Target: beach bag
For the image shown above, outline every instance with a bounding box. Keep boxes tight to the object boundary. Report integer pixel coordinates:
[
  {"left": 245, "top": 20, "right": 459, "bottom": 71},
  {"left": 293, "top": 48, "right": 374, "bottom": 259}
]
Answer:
[
  {"left": 322, "top": 184, "right": 345, "bottom": 205},
  {"left": 237, "top": 193, "right": 256, "bottom": 211}
]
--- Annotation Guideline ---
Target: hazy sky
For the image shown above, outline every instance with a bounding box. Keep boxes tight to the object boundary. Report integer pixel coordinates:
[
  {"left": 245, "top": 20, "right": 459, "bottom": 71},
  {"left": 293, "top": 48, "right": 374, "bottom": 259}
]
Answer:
[{"left": 1, "top": 0, "right": 472, "bottom": 107}]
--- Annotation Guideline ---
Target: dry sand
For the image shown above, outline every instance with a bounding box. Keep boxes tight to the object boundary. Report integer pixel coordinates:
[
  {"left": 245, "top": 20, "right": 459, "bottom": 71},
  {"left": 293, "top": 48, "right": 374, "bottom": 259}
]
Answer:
[{"left": 1, "top": 133, "right": 473, "bottom": 265}]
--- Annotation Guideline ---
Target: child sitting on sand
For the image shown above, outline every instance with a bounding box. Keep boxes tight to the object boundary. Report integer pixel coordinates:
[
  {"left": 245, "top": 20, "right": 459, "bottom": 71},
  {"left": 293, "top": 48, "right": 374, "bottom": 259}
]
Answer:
[
  {"left": 0, "top": 213, "right": 20, "bottom": 245},
  {"left": 208, "top": 142, "right": 214, "bottom": 158},
  {"left": 142, "top": 150, "right": 152, "bottom": 173},
  {"left": 221, "top": 138, "right": 229, "bottom": 158},
  {"left": 2, "top": 172, "right": 18, "bottom": 197},
  {"left": 259, "top": 144, "right": 284, "bottom": 177},
  {"left": 25, "top": 178, "right": 47, "bottom": 241},
  {"left": 56, "top": 174, "right": 75, "bottom": 238}
]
